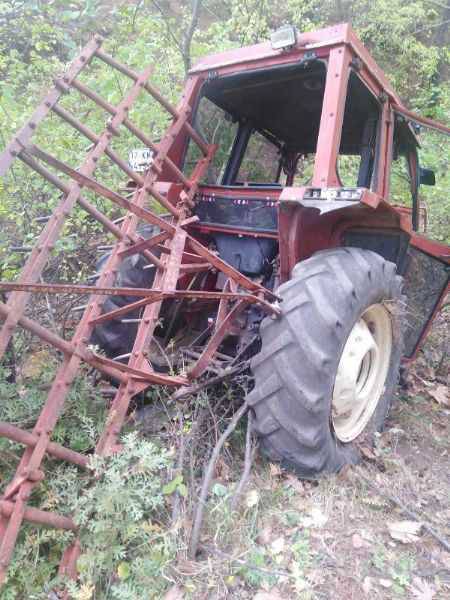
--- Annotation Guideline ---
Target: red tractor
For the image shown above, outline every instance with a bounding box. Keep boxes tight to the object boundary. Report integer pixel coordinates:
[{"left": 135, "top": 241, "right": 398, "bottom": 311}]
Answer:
[{"left": 0, "top": 23, "right": 448, "bottom": 584}]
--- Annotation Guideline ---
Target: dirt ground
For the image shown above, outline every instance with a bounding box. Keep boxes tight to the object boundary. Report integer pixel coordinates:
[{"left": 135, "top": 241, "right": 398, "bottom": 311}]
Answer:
[{"left": 181, "top": 315, "right": 449, "bottom": 600}]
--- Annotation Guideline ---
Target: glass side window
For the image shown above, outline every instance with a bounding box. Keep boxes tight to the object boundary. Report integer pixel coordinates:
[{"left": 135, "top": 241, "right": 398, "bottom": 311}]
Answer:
[
  {"left": 390, "top": 152, "right": 414, "bottom": 206},
  {"left": 236, "top": 131, "right": 280, "bottom": 184},
  {"left": 390, "top": 120, "right": 419, "bottom": 208},
  {"left": 337, "top": 154, "right": 364, "bottom": 187},
  {"left": 337, "top": 72, "right": 380, "bottom": 188},
  {"left": 184, "top": 96, "right": 238, "bottom": 184},
  {"left": 291, "top": 154, "right": 315, "bottom": 186}
]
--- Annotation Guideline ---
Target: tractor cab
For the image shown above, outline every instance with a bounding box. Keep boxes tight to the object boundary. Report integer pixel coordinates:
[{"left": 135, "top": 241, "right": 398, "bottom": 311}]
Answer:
[{"left": 180, "top": 49, "right": 381, "bottom": 281}]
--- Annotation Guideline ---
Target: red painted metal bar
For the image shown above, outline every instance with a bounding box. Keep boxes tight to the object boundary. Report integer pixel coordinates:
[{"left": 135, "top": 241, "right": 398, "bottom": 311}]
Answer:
[
  {"left": 312, "top": 45, "right": 352, "bottom": 187},
  {"left": 51, "top": 103, "right": 144, "bottom": 185},
  {"left": 188, "top": 300, "right": 248, "bottom": 379},
  {"left": 90, "top": 353, "right": 188, "bottom": 386},
  {"left": 18, "top": 151, "right": 164, "bottom": 269},
  {"left": 376, "top": 101, "right": 393, "bottom": 198},
  {"left": 392, "top": 104, "right": 450, "bottom": 136},
  {"left": 88, "top": 289, "right": 279, "bottom": 327},
  {"left": 0, "top": 501, "right": 77, "bottom": 531},
  {"left": 0, "top": 65, "right": 155, "bottom": 362},
  {"left": 179, "top": 263, "right": 211, "bottom": 274},
  {"left": 0, "top": 282, "right": 167, "bottom": 298},
  {"left": 0, "top": 423, "right": 88, "bottom": 468},
  {"left": 118, "top": 231, "right": 171, "bottom": 258},
  {"left": 0, "top": 36, "right": 102, "bottom": 177}
]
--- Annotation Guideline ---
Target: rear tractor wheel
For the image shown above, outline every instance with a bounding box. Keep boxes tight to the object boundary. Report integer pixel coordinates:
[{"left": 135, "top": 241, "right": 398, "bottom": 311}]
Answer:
[{"left": 248, "top": 247, "right": 404, "bottom": 478}]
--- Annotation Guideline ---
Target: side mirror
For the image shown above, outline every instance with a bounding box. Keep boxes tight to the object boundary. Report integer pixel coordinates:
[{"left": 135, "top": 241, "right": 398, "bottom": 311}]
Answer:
[{"left": 419, "top": 167, "right": 435, "bottom": 186}]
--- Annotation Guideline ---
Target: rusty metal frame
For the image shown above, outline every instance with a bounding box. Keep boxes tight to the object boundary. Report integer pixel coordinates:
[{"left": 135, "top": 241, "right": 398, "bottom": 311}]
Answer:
[{"left": 0, "top": 36, "right": 280, "bottom": 588}]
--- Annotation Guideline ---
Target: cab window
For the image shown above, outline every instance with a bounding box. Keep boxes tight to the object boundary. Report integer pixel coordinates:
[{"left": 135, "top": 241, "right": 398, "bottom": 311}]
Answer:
[
  {"left": 236, "top": 131, "right": 280, "bottom": 184},
  {"left": 390, "top": 120, "right": 417, "bottom": 207},
  {"left": 184, "top": 96, "right": 238, "bottom": 184}
]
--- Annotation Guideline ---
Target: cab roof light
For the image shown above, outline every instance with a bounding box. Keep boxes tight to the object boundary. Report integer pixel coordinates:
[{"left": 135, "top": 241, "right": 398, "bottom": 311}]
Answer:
[{"left": 270, "top": 25, "right": 298, "bottom": 51}]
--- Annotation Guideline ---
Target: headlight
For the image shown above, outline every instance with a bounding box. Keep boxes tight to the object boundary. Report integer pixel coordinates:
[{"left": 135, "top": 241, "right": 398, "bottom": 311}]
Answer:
[{"left": 270, "top": 25, "right": 297, "bottom": 51}]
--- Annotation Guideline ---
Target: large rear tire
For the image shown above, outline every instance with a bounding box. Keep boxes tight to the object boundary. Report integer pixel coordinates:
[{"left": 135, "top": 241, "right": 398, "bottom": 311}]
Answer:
[
  {"left": 248, "top": 247, "right": 404, "bottom": 478},
  {"left": 90, "top": 225, "right": 158, "bottom": 358}
]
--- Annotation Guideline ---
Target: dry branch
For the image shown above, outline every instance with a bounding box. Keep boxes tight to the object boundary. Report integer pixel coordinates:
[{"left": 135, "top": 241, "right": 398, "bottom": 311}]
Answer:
[
  {"left": 230, "top": 411, "right": 257, "bottom": 511},
  {"left": 188, "top": 401, "right": 248, "bottom": 558},
  {"left": 355, "top": 466, "right": 450, "bottom": 552}
]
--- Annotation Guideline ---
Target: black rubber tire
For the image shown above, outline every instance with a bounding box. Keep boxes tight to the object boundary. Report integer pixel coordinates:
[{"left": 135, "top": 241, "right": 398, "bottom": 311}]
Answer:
[
  {"left": 90, "top": 224, "right": 158, "bottom": 358},
  {"left": 247, "top": 247, "right": 404, "bottom": 478}
]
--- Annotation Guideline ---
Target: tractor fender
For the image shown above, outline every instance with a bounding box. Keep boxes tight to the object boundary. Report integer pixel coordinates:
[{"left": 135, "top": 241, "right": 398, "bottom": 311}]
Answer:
[{"left": 278, "top": 187, "right": 412, "bottom": 281}]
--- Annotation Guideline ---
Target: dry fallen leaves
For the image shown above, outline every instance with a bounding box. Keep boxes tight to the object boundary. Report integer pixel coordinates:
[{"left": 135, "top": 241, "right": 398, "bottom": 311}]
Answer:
[
  {"left": 428, "top": 384, "right": 449, "bottom": 407},
  {"left": 408, "top": 576, "right": 436, "bottom": 600},
  {"left": 387, "top": 520, "right": 422, "bottom": 544}
]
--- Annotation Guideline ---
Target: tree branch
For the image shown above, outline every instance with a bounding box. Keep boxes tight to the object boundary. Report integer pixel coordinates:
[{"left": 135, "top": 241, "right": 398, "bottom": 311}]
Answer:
[{"left": 182, "top": 0, "right": 202, "bottom": 75}]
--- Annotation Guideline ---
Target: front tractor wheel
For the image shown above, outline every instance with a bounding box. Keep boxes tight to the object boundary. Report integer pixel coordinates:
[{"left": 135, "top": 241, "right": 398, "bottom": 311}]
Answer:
[{"left": 248, "top": 247, "right": 404, "bottom": 478}]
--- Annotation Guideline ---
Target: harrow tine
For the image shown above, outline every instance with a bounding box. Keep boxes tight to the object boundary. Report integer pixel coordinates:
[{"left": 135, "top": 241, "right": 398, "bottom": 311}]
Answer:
[
  {"left": 112, "top": 352, "right": 132, "bottom": 361},
  {"left": 9, "top": 246, "right": 32, "bottom": 253},
  {"left": 72, "top": 305, "right": 89, "bottom": 313}
]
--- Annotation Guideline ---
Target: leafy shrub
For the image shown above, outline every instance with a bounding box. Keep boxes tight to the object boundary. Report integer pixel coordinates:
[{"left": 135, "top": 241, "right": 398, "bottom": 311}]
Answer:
[{"left": 67, "top": 433, "right": 175, "bottom": 600}]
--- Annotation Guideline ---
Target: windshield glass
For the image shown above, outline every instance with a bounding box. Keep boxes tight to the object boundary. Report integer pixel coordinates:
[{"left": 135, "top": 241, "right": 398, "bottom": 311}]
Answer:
[{"left": 184, "top": 96, "right": 238, "bottom": 184}]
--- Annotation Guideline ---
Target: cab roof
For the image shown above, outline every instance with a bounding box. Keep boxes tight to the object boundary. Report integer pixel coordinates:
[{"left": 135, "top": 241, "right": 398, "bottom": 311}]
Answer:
[{"left": 190, "top": 23, "right": 403, "bottom": 109}]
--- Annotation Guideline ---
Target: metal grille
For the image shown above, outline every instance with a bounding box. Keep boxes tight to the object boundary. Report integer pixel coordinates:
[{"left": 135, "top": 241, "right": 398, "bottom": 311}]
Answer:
[{"left": 403, "top": 246, "right": 449, "bottom": 357}]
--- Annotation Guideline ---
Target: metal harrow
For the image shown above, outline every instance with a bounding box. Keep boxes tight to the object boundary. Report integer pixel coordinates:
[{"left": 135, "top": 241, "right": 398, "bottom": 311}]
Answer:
[{"left": 0, "top": 36, "right": 279, "bottom": 588}]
